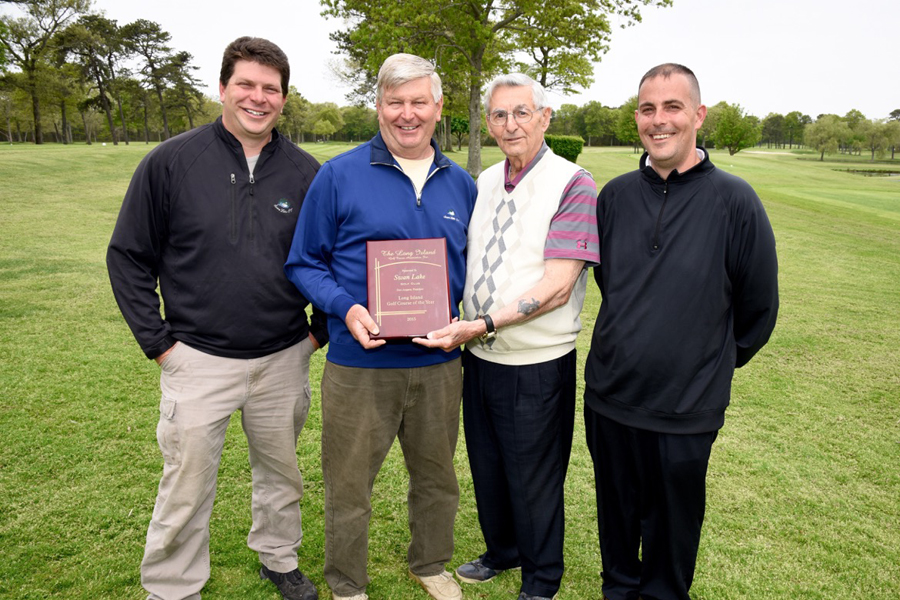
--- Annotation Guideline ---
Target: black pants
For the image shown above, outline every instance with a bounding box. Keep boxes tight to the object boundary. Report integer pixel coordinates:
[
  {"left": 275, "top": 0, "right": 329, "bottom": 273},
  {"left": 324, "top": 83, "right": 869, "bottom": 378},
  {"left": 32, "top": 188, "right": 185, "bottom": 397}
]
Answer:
[
  {"left": 462, "top": 349, "right": 576, "bottom": 598},
  {"left": 584, "top": 408, "right": 718, "bottom": 600}
]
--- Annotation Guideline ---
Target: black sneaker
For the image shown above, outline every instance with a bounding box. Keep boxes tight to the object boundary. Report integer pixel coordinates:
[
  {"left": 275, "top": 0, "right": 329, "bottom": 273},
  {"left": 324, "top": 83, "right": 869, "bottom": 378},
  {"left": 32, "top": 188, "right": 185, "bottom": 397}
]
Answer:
[
  {"left": 517, "top": 593, "right": 558, "bottom": 600},
  {"left": 260, "top": 565, "right": 319, "bottom": 600},
  {"left": 455, "top": 557, "right": 506, "bottom": 583}
]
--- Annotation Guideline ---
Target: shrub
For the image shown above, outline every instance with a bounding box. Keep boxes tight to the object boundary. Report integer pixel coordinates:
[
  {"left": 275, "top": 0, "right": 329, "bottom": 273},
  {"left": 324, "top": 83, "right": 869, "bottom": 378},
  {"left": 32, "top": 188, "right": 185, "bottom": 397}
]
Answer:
[{"left": 545, "top": 134, "right": 585, "bottom": 163}]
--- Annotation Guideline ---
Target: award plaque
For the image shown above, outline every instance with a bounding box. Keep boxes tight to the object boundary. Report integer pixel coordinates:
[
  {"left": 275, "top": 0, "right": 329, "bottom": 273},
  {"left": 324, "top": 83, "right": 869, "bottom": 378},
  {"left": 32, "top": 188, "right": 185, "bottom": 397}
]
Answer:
[{"left": 366, "top": 238, "right": 452, "bottom": 340}]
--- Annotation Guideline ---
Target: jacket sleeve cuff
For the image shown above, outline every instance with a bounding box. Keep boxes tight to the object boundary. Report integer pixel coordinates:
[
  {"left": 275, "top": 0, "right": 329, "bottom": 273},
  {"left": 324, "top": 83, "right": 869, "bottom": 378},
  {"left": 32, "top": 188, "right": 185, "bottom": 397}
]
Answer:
[
  {"left": 332, "top": 294, "right": 358, "bottom": 326},
  {"left": 144, "top": 335, "right": 177, "bottom": 361},
  {"left": 309, "top": 313, "right": 329, "bottom": 348}
]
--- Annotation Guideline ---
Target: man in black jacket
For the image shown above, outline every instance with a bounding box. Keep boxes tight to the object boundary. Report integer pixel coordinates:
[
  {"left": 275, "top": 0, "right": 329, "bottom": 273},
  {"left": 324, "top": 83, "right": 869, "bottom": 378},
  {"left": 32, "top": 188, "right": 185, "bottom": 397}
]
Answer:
[
  {"left": 107, "top": 37, "right": 325, "bottom": 600},
  {"left": 584, "top": 63, "right": 779, "bottom": 600}
]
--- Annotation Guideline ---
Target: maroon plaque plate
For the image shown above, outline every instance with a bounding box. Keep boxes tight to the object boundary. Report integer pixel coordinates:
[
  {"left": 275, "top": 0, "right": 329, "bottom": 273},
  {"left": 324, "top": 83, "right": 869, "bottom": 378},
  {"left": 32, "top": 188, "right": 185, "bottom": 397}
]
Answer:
[{"left": 366, "top": 238, "right": 451, "bottom": 340}]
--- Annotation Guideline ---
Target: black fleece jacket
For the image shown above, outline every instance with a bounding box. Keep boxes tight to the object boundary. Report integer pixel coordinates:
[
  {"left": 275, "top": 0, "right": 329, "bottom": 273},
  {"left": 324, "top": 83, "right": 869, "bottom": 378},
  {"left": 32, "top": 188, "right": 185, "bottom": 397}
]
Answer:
[
  {"left": 584, "top": 150, "right": 778, "bottom": 434},
  {"left": 107, "top": 118, "right": 328, "bottom": 360}
]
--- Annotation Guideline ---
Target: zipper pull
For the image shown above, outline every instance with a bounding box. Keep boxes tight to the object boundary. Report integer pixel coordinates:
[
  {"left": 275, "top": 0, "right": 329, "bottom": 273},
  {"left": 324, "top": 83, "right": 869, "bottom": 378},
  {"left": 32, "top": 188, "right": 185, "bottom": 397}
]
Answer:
[
  {"left": 230, "top": 173, "right": 235, "bottom": 184},
  {"left": 249, "top": 173, "right": 255, "bottom": 196}
]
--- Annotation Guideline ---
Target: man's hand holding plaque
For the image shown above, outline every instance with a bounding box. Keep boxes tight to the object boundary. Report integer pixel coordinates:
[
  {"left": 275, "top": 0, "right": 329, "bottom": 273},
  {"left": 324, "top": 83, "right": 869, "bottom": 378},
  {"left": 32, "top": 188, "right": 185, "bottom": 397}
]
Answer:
[{"left": 366, "top": 238, "right": 452, "bottom": 340}]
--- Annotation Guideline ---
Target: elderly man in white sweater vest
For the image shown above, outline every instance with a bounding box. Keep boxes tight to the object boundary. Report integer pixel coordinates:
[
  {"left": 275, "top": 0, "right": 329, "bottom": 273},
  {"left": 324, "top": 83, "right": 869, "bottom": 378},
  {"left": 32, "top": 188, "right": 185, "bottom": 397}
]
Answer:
[{"left": 414, "top": 73, "right": 600, "bottom": 600}]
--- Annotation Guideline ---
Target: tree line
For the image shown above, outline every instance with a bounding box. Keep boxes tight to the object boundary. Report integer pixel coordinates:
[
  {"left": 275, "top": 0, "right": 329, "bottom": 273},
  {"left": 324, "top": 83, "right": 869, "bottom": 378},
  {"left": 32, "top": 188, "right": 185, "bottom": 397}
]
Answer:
[
  {"left": 0, "top": 0, "right": 222, "bottom": 144},
  {"left": 547, "top": 101, "right": 900, "bottom": 161},
  {"left": 4, "top": 1, "right": 898, "bottom": 164}
]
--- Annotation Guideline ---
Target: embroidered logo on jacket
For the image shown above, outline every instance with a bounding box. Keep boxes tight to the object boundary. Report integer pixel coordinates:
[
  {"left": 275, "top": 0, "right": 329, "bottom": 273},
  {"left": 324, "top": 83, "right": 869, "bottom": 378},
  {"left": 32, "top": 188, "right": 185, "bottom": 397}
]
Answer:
[
  {"left": 274, "top": 199, "right": 293, "bottom": 214},
  {"left": 443, "top": 209, "right": 462, "bottom": 223}
]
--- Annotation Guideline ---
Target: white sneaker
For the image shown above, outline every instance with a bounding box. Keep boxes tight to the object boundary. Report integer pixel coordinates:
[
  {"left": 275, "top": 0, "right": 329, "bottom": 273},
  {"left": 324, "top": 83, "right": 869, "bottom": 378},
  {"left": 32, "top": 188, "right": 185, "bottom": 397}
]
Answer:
[
  {"left": 332, "top": 593, "right": 368, "bottom": 600},
  {"left": 409, "top": 570, "right": 462, "bottom": 600}
]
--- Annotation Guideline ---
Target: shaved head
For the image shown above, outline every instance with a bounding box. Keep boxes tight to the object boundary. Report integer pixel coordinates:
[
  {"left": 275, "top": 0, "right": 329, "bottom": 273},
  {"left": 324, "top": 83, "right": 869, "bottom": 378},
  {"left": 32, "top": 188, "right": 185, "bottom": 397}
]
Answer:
[{"left": 639, "top": 63, "right": 701, "bottom": 107}]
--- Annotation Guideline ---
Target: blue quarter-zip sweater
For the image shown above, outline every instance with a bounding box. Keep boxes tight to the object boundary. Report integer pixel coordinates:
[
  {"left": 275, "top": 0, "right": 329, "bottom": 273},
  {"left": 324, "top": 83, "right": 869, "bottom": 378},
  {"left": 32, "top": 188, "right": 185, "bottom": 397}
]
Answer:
[{"left": 285, "top": 132, "right": 476, "bottom": 368}]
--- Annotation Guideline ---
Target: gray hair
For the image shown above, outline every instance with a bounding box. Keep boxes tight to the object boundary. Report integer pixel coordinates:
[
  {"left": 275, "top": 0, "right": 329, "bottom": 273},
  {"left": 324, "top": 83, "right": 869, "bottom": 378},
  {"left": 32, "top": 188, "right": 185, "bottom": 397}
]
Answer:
[
  {"left": 376, "top": 54, "right": 443, "bottom": 104},
  {"left": 638, "top": 63, "right": 702, "bottom": 107},
  {"left": 482, "top": 73, "right": 549, "bottom": 113}
]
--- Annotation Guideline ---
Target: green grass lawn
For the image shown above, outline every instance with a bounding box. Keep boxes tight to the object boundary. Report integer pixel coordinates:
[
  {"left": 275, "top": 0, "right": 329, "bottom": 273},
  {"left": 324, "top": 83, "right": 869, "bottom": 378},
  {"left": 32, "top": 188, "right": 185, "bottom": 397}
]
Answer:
[{"left": 0, "top": 141, "right": 898, "bottom": 599}]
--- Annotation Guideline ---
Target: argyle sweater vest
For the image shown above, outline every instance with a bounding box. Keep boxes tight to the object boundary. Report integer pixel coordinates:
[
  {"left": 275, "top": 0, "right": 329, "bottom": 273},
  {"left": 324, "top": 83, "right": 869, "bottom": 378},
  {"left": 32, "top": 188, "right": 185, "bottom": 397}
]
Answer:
[{"left": 464, "top": 151, "right": 589, "bottom": 365}]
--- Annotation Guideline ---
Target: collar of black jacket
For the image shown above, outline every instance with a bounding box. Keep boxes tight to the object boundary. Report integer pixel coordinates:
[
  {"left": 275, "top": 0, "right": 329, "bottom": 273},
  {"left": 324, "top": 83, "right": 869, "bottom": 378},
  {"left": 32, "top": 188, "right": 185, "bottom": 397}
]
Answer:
[
  {"left": 640, "top": 147, "right": 713, "bottom": 183},
  {"left": 213, "top": 116, "right": 282, "bottom": 156},
  {"left": 368, "top": 131, "right": 451, "bottom": 169}
]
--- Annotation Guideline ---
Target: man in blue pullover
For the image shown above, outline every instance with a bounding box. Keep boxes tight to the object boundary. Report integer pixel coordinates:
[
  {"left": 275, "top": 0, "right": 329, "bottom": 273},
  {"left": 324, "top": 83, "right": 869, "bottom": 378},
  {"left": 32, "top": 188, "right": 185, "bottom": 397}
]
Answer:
[
  {"left": 284, "top": 54, "right": 476, "bottom": 600},
  {"left": 584, "top": 63, "right": 779, "bottom": 600}
]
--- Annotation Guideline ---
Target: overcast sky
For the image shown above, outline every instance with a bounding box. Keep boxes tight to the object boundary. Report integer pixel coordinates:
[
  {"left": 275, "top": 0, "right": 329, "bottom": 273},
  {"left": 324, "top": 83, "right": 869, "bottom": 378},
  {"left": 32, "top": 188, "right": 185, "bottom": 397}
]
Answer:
[{"left": 82, "top": 0, "right": 898, "bottom": 120}]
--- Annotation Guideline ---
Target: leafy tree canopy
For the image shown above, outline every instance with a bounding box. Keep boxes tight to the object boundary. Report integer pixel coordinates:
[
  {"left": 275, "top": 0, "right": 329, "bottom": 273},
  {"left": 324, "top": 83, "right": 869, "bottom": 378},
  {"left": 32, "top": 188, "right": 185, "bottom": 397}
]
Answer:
[
  {"left": 714, "top": 103, "right": 760, "bottom": 155},
  {"left": 322, "top": 0, "right": 672, "bottom": 176}
]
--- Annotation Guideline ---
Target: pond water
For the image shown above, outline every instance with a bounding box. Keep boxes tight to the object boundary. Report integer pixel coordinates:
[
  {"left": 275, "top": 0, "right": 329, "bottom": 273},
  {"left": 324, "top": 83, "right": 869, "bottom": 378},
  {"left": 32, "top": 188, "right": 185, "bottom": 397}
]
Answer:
[{"left": 835, "top": 169, "right": 900, "bottom": 177}]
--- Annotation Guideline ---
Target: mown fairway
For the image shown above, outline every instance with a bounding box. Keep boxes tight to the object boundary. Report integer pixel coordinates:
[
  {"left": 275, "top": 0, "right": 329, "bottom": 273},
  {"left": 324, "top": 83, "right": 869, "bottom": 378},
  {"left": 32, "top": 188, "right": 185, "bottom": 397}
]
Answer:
[{"left": 0, "top": 141, "right": 898, "bottom": 599}]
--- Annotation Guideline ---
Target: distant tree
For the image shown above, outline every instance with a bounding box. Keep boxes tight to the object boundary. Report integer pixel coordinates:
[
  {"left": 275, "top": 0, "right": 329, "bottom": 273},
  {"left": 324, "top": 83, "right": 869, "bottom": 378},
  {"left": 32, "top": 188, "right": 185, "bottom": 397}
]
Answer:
[
  {"left": 279, "top": 86, "right": 311, "bottom": 143},
  {"left": 548, "top": 103, "right": 579, "bottom": 136},
  {"left": 0, "top": 0, "right": 90, "bottom": 143},
  {"left": 884, "top": 120, "right": 900, "bottom": 159},
  {"left": 842, "top": 109, "right": 868, "bottom": 155},
  {"left": 580, "top": 101, "right": 616, "bottom": 146},
  {"left": 698, "top": 100, "right": 727, "bottom": 148},
  {"left": 450, "top": 115, "right": 469, "bottom": 151},
  {"left": 0, "top": 87, "right": 16, "bottom": 142},
  {"left": 122, "top": 19, "right": 174, "bottom": 139},
  {"left": 760, "top": 113, "right": 784, "bottom": 148},
  {"left": 714, "top": 103, "right": 760, "bottom": 155},
  {"left": 43, "top": 59, "right": 80, "bottom": 143},
  {"left": 166, "top": 50, "right": 203, "bottom": 130},
  {"left": 312, "top": 118, "right": 336, "bottom": 141},
  {"left": 307, "top": 102, "right": 344, "bottom": 140},
  {"left": 75, "top": 94, "right": 102, "bottom": 143},
  {"left": 58, "top": 15, "right": 129, "bottom": 144},
  {"left": 615, "top": 95, "right": 639, "bottom": 151},
  {"left": 804, "top": 115, "right": 852, "bottom": 161},
  {"left": 783, "top": 110, "right": 811, "bottom": 149},
  {"left": 859, "top": 119, "right": 890, "bottom": 162},
  {"left": 340, "top": 103, "right": 377, "bottom": 142},
  {"left": 116, "top": 76, "right": 151, "bottom": 142},
  {"left": 889, "top": 109, "right": 900, "bottom": 122}
]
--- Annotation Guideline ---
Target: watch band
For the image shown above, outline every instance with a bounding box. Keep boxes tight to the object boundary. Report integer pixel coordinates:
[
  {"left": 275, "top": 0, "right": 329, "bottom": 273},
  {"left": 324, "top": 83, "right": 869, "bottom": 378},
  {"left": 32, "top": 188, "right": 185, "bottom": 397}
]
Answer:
[{"left": 479, "top": 314, "right": 496, "bottom": 341}]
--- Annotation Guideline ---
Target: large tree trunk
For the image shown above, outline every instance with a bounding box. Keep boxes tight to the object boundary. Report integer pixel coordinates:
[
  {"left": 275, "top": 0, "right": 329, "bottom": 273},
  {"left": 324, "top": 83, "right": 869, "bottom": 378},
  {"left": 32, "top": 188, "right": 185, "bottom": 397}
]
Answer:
[
  {"left": 116, "top": 95, "right": 130, "bottom": 144},
  {"left": 142, "top": 91, "right": 150, "bottom": 143},
  {"left": 80, "top": 110, "right": 92, "bottom": 145},
  {"left": 31, "top": 91, "right": 43, "bottom": 145},
  {"left": 60, "top": 101, "right": 69, "bottom": 145},
  {"left": 466, "top": 75, "right": 483, "bottom": 177},
  {"left": 6, "top": 99, "right": 13, "bottom": 144},
  {"left": 154, "top": 83, "right": 170, "bottom": 139},
  {"left": 96, "top": 76, "right": 118, "bottom": 145}
]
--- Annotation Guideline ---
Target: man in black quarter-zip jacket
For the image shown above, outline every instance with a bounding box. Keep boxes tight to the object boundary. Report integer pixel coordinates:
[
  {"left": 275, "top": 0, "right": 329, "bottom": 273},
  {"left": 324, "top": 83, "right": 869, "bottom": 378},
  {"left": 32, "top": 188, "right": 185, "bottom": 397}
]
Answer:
[
  {"left": 107, "top": 37, "right": 324, "bottom": 600},
  {"left": 583, "top": 63, "right": 779, "bottom": 600}
]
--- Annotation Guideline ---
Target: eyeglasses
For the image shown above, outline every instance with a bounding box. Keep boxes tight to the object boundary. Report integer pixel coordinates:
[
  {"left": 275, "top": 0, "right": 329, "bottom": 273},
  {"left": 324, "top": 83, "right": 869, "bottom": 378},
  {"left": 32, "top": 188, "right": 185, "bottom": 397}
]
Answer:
[{"left": 488, "top": 107, "right": 543, "bottom": 127}]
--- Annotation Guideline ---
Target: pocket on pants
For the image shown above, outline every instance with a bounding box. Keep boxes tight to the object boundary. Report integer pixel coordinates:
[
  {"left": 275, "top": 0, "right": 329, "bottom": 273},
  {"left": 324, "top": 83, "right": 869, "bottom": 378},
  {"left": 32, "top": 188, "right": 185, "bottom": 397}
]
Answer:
[
  {"left": 160, "top": 396, "right": 176, "bottom": 420},
  {"left": 157, "top": 396, "right": 181, "bottom": 465}
]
